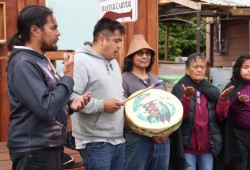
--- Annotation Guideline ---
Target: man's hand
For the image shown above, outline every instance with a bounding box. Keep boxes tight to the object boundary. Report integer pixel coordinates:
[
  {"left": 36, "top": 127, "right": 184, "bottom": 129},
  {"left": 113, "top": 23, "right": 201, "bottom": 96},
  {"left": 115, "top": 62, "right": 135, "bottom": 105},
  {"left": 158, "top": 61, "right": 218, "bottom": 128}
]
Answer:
[
  {"left": 69, "top": 92, "right": 91, "bottom": 112},
  {"left": 104, "top": 98, "right": 124, "bottom": 113},
  {"left": 62, "top": 53, "right": 74, "bottom": 78},
  {"left": 182, "top": 84, "right": 195, "bottom": 100}
]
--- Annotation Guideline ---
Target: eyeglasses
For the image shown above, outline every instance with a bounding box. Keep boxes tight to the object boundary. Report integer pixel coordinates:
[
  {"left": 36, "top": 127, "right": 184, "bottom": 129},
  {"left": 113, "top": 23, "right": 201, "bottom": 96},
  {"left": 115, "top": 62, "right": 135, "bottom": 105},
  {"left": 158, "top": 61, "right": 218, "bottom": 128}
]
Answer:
[{"left": 135, "top": 50, "right": 151, "bottom": 57}]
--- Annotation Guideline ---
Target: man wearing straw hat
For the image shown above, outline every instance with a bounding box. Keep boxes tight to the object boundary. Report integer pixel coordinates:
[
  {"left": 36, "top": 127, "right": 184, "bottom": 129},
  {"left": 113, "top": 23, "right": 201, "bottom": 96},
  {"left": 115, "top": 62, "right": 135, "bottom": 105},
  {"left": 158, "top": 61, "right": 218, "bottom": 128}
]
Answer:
[
  {"left": 70, "top": 18, "right": 126, "bottom": 170},
  {"left": 122, "top": 34, "right": 170, "bottom": 170}
]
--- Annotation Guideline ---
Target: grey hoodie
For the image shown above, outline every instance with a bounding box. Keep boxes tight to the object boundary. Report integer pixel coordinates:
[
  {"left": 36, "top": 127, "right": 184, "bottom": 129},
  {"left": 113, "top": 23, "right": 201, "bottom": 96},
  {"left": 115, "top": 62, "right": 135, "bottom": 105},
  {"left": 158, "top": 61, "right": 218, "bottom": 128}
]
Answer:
[{"left": 71, "top": 42, "right": 124, "bottom": 141}]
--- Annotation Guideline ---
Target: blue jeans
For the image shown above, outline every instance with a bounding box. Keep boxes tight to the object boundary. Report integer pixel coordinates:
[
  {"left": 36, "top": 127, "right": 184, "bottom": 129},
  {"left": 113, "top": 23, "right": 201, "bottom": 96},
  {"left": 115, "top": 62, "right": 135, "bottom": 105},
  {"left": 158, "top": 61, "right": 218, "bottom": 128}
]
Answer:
[
  {"left": 184, "top": 153, "right": 213, "bottom": 170},
  {"left": 124, "top": 132, "right": 170, "bottom": 170},
  {"left": 78, "top": 142, "right": 125, "bottom": 170}
]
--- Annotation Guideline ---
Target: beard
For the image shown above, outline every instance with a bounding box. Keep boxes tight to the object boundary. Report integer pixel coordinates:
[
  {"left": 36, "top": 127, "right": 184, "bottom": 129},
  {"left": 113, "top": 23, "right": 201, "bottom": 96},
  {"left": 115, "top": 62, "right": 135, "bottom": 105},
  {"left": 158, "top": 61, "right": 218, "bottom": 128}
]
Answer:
[{"left": 41, "top": 43, "right": 58, "bottom": 52}]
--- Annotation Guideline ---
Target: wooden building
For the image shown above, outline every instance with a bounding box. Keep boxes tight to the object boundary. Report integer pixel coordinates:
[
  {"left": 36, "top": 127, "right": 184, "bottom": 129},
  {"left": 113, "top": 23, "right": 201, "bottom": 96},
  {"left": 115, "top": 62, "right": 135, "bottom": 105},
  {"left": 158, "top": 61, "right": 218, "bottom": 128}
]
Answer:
[
  {"left": 1, "top": 0, "right": 250, "bottom": 142},
  {"left": 159, "top": 0, "right": 250, "bottom": 67},
  {"left": 0, "top": 0, "right": 158, "bottom": 142}
]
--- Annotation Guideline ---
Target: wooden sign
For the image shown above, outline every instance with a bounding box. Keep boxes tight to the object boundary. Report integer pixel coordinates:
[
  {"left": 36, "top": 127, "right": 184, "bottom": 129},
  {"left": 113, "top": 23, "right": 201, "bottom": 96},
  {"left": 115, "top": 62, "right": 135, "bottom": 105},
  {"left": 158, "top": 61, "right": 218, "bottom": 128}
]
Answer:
[{"left": 98, "top": 0, "right": 138, "bottom": 22}]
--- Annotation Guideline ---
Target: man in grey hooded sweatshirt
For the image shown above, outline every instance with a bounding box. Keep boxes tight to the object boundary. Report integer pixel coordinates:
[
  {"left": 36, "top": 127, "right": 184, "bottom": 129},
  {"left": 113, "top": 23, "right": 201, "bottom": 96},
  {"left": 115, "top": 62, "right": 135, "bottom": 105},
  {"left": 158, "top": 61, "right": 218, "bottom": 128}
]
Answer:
[{"left": 70, "top": 18, "right": 126, "bottom": 170}]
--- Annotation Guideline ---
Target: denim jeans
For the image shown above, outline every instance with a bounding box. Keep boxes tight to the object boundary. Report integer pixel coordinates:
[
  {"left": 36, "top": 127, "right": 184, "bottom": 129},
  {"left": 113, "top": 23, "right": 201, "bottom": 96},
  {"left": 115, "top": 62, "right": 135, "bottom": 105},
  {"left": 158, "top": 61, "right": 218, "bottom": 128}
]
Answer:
[
  {"left": 184, "top": 153, "right": 213, "bottom": 170},
  {"left": 124, "top": 132, "right": 170, "bottom": 170},
  {"left": 78, "top": 142, "right": 125, "bottom": 170}
]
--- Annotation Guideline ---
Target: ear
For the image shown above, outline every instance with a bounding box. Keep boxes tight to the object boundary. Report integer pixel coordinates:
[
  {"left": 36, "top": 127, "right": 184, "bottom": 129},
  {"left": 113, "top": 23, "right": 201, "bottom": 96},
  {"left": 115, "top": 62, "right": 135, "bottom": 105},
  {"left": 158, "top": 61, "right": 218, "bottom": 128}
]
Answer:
[
  {"left": 185, "top": 67, "right": 190, "bottom": 75},
  {"left": 98, "top": 34, "right": 105, "bottom": 46},
  {"left": 30, "top": 25, "right": 40, "bottom": 37}
]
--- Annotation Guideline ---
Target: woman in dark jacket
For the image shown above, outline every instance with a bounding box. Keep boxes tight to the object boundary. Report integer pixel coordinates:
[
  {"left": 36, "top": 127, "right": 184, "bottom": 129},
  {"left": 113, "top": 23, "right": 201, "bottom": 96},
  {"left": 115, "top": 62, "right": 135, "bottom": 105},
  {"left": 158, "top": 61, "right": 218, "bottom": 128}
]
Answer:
[{"left": 170, "top": 53, "right": 234, "bottom": 170}]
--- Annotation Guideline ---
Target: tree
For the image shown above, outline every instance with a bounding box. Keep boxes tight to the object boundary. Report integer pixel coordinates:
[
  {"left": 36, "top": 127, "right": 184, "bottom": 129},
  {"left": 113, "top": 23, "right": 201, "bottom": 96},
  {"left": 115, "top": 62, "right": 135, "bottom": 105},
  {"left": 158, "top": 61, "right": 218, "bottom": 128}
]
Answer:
[{"left": 159, "top": 17, "right": 206, "bottom": 61}]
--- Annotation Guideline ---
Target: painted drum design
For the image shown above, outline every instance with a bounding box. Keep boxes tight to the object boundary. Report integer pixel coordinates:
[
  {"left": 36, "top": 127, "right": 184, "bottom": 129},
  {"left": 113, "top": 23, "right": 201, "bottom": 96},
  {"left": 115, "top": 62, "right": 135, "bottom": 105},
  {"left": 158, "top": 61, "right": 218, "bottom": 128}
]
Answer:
[{"left": 125, "top": 89, "right": 183, "bottom": 137}]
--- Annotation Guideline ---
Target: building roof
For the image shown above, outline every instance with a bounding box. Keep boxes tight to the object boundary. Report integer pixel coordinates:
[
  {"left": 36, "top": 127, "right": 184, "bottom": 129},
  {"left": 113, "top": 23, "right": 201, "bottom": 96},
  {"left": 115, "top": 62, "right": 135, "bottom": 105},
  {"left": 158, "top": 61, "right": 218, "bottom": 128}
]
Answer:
[
  {"left": 159, "top": 0, "right": 250, "bottom": 19},
  {"left": 201, "top": 0, "right": 250, "bottom": 7}
]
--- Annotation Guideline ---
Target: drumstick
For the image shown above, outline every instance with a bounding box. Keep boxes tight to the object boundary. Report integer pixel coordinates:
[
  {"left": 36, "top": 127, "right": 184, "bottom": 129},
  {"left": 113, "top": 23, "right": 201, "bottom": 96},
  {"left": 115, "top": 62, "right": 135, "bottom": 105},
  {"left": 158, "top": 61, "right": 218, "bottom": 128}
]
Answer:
[{"left": 123, "top": 80, "right": 164, "bottom": 104}]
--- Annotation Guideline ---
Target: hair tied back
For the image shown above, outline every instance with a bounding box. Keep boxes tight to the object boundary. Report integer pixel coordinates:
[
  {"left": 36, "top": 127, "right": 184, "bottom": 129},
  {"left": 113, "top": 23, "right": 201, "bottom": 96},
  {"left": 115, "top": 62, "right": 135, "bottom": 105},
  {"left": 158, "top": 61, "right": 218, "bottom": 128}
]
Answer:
[{"left": 15, "top": 32, "right": 22, "bottom": 39}]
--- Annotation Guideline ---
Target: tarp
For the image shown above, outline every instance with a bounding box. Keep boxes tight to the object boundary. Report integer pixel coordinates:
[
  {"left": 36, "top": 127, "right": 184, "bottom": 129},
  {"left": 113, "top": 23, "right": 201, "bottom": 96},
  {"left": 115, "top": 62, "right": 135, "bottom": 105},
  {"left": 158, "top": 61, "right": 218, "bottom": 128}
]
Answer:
[
  {"left": 201, "top": 0, "right": 250, "bottom": 7},
  {"left": 160, "top": 75, "right": 184, "bottom": 84}
]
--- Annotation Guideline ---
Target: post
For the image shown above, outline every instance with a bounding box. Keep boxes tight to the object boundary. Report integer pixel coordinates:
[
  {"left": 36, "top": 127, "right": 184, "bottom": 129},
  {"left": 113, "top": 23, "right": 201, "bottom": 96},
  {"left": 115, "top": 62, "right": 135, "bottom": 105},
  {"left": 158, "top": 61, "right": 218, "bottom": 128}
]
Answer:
[{"left": 196, "top": 10, "right": 201, "bottom": 54}]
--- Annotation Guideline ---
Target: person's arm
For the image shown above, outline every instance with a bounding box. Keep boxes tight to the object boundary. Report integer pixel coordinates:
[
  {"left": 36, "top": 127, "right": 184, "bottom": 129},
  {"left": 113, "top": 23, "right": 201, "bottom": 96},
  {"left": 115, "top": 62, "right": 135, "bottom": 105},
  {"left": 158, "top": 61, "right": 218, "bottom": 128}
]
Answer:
[
  {"left": 72, "top": 93, "right": 122, "bottom": 115},
  {"left": 71, "top": 85, "right": 103, "bottom": 114},
  {"left": 68, "top": 92, "right": 91, "bottom": 114},
  {"left": 180, "top": 84, "right": 195, "bottom": 119},
  {"left": 11, "top": 60, "right": 74, "bottom": 120},
  {"left": 216, "top": 85, "right": 234, "bottom": 121},
  {"left": 216, "top": 97, "right": 230, "bottom": 122},
  {"left": 180, "top": 96, "right": 191, "bottom": 119},
  {"left": 70, "top": 55, "right": 105, "bottom": 114},
  {"left": 230, "top": 92, "right": 249, "bottom": 111},
  {"left": 122, "top": 77, "right": 130, "bottom": 99}
]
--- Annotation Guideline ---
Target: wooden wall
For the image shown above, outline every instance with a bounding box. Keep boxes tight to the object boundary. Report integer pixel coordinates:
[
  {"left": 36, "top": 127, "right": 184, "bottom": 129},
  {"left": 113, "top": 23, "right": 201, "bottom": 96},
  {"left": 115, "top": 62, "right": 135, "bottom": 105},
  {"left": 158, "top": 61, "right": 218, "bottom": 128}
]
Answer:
[
  {"left": 0, "top": 0, "right": 45, "bottom": 142},
  {"left": 213, "top": 20, "right": 249, "bottom": 67},
  {"left": 0, "top": 0, "right": 45, "bottom": 56}
]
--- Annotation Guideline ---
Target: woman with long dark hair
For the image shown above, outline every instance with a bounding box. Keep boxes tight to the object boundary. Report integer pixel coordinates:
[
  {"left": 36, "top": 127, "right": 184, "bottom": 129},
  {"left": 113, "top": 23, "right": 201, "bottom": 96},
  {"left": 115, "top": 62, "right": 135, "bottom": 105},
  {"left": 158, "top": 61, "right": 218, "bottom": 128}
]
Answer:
[
  {"left": 223, "top": 55, "right": 250, "bottom": 170},
  {"left": 122, "top": 34, "right": 170, "bottom": 170}
]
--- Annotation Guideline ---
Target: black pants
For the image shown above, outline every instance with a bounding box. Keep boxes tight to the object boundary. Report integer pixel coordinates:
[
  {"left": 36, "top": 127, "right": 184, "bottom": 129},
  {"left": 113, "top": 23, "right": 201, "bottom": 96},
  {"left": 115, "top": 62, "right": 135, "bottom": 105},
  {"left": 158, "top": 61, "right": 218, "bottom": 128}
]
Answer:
[
  {"left": 232, "top": 128, "right": 250, "bottom": 170},
  {"left": 12, "top": 147, "right": 63, "bottom": 170}
]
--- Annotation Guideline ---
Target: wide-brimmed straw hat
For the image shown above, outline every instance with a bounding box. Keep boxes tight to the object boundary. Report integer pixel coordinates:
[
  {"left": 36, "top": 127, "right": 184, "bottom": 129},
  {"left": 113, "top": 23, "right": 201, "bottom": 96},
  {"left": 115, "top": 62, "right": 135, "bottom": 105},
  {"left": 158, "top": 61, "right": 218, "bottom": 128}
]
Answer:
[{"left": 125, "top": 34, "right": 155, "bottom": 58}]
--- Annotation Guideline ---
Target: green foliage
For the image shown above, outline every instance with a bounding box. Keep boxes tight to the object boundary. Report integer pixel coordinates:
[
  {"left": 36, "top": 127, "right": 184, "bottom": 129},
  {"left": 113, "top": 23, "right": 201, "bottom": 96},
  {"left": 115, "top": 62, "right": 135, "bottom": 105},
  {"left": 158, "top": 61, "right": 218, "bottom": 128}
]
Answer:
[
  {"left": 158, "top": 23, "right": 166, "bottom": 60},
  {"left": 159, "top": 17, "right": 206, "bottom": 61}
]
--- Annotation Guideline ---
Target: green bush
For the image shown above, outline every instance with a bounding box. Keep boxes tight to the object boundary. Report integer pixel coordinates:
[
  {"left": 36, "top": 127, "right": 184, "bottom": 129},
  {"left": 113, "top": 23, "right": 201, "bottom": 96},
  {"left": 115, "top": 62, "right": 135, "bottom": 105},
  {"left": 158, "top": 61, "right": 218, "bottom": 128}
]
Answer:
[{"left": 159, "top": 17, "right": 206, "bottom": 60}]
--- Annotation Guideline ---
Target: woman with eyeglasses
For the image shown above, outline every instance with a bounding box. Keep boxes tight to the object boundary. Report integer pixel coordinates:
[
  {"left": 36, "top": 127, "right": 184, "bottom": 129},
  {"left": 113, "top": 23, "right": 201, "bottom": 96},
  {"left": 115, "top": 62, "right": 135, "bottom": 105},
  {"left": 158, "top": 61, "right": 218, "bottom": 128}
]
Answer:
[
  {"left": 122, "top": 34, "right": 170, "bottom": 170},
  {"left": 170, "top": 53, "right": 234, "bottom": 170}
]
